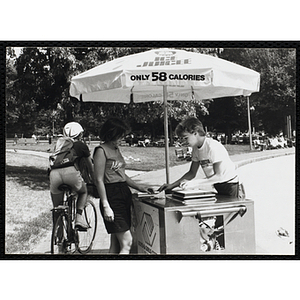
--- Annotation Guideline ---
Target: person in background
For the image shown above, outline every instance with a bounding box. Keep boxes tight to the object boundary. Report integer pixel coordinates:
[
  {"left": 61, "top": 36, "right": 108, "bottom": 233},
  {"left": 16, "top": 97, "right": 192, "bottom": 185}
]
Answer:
[
  {"left": 49, "top": 122, "right": 94, "bottom": 230},
  {"left": 158, "top": 117, "right": 240, "bottom": 198},
  {"left": 32, "top": 134, "right": 37, "bottom": 143},
  {"left": 14, "top": 133, "right": 18, "bottom": 145},
  {"left": 93, "top": 117, "right": 153, "bottom": 254},
  {"left": 48, "top": 134, "right": 52, "bottom": 144}
]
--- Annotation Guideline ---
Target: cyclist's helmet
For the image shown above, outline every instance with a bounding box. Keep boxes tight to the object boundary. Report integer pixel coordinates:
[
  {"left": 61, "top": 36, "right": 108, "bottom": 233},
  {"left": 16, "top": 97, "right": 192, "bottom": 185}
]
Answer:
[{"left": 63, "top": 122, "right": 84, "bottom": 139}]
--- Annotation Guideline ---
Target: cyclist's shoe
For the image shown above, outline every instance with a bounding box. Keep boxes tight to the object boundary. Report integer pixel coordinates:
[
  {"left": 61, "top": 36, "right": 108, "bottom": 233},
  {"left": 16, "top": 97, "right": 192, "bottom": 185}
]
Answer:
[{"left": 75, "top": 213, "right": 89, "bottom": 231}]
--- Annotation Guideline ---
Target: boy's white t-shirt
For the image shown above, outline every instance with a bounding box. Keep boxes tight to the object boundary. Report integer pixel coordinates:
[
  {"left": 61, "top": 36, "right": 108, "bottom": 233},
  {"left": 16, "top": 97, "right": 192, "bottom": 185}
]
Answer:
[{"left": 192, "top": 137, "right": 238, "bottom": 183}]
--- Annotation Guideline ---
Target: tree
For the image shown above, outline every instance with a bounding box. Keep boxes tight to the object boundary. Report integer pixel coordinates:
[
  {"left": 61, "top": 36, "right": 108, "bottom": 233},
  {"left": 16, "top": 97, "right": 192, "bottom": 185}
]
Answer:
[
  {"left": 6, "top": 47, "right": 78, "bottom": 136},
  {"left": 219, "top": 48, "right": 296, "bottom": 135},
  {"left": 202, "top": 97, "right": 243, "bottom": 139},
  {"left": 6, "top": 47, "right": 19, "bottom": 136}
]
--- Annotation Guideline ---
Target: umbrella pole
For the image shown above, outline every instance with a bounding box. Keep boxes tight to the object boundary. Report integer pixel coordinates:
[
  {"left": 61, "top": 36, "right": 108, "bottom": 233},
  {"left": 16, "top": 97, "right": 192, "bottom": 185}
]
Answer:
[
  {"left": 247, "top": 96, "right": 253, "bottom": 150},
  {"left": 163, "top": 85, "right": 170, "bottom": 184}
]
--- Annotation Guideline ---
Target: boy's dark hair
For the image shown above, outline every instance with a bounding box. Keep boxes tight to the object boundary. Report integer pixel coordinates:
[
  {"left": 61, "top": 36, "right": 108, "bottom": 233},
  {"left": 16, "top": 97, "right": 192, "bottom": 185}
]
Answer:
[
  {"left": 175, "top": 117, "right": 206, "bottom": 137},
  {"left": 99, "top": 117, "right": 130, "bottom": 142}
]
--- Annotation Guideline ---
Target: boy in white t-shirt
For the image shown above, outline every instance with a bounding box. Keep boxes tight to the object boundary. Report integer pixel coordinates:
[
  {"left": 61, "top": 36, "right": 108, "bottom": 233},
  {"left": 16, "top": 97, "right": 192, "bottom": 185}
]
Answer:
[{"left": 158, "top": 117, "right": 240, "bottom": 197}]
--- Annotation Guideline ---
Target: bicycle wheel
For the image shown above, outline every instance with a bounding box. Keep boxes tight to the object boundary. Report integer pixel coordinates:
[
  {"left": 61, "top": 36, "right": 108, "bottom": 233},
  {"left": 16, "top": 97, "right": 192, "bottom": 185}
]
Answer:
[
  {"left": 51, "top": 214, "right": 76, "bottom": 254},
  {"left": 51, "top": 214, "right": 68, "bottom": 254},
  {"left": 77, "top": 198, "right": 97, "bottom": 254}
]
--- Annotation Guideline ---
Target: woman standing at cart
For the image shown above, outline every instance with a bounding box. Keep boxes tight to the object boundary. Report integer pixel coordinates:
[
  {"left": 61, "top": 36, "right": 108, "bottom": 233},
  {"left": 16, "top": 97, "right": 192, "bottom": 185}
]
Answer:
[
  {"left": 159, "top": 117, "right": 242, "bottom": 198},
  {"left": 93, "top": 117, "right": 153, "bottom": 254}
]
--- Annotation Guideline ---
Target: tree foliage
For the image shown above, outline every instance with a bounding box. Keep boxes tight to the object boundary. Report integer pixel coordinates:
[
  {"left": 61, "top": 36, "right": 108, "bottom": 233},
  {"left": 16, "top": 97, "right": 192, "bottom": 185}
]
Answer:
[
  {"left": 219, "top": 48, "right": 296, "bottom": 135},
  {"left": 6, "top": 48, "right": 19, "bottom": 129}
]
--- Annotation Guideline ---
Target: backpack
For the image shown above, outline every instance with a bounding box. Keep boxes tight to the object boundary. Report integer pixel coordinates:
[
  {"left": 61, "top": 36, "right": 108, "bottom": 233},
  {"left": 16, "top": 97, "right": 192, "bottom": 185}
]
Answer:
[{"left": 49, "top": 137, "right": 78, "bottom": 169}]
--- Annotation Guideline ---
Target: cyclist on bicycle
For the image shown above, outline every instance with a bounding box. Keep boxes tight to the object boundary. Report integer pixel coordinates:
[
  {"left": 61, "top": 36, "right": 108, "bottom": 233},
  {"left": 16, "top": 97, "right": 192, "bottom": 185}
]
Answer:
[{"left": 49, "top": 122, "right": 94, "bottom": 230}]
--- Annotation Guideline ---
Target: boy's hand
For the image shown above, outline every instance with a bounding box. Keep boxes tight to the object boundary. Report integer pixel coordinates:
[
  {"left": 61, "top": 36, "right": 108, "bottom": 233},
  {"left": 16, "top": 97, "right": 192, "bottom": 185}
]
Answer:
[
  {"left": 179, "top": 179, "right": 189, "bottom": 190},
  {"left": 158, "top": 183, "right": 172, "bottom": 192}
]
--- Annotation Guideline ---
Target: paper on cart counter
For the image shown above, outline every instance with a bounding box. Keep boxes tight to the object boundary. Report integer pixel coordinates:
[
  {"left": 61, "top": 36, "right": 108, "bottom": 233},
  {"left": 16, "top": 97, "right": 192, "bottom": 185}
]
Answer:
[
  {"left": 180, "top": 179, "right": 216, "bottom": 192},
  {"left": 137, "top": 191, "right": 165, "bottom": 198}
]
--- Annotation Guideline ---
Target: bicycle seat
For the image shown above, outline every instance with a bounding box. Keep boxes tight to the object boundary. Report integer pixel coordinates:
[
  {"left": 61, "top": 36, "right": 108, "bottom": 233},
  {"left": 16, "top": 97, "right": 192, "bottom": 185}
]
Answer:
[{"left": 58, "top": 184, "right": 73, "bottom": 193}]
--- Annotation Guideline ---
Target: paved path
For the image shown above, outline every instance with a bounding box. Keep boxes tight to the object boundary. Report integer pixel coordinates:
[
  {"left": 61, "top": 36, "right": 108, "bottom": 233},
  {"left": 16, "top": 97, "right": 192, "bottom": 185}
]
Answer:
[
  {"left": 9, "top": 147, "right": 294, "bottom": 255},
  {"left": 238, "top": 155, "right": 295, "bottom": 255}
]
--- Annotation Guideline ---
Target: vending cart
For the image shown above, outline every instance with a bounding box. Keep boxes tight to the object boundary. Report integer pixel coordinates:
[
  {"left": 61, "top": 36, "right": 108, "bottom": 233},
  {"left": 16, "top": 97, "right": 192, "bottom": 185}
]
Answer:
[{"left": 131, "top": 192, "right": 256, "bottom": 255}]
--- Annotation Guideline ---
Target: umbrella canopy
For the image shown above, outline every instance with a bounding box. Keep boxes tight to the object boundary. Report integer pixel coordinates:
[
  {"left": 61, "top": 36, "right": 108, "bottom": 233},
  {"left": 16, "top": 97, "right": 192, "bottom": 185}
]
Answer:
[
  {"left": 70, "top": 48, "right": 260, "bottom": 103},
  {"left": 70, "top": 48, "right": 260, "bottom": 183}
]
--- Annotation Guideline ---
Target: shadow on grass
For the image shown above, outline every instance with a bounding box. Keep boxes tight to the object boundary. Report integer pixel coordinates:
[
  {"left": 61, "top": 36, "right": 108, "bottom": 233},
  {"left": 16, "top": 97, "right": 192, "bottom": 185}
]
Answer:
[
  {"left": 5, "top": 211, "right": 52, "bottom": 254},
  {"left": 6, "top": 165, "right": 50, "bottom": 191}
]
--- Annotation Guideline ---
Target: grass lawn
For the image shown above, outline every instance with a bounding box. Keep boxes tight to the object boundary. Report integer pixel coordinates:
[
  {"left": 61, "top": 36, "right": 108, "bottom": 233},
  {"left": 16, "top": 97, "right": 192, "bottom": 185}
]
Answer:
[
  {"left": 5, "top": 141, "right": 254, "bottom": 254},
  {"left": 6, "top": 141, "right": 254, "bottom": 171},
  {"left": 5, "top": 152, "right": 52, "bottom": 253}
]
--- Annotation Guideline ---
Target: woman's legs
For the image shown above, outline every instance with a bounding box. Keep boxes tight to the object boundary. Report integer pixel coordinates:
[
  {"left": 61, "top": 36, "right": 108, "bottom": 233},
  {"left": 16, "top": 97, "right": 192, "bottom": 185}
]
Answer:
[
  {"left": 109, "top": 234, "right": 120, "bottom": 254},
  {"left": 114, "top": 230, "right": 133, "bottom": 254}
]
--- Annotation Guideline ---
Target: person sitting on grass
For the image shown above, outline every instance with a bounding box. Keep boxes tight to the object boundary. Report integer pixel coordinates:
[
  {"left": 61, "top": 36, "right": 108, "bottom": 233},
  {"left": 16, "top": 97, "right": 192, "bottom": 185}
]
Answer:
[
  {"left": 158, "top": 117, "right": 241, "bottom": 198},
  {"left": 49, "top": 122, "right": 94, "bottom": 230}
]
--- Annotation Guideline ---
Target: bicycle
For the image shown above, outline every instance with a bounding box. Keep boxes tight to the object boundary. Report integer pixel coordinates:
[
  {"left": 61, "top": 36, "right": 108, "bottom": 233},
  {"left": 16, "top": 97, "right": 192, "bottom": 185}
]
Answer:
[{"left": 51, "top": 184, "right": 97, "bottom": 254}]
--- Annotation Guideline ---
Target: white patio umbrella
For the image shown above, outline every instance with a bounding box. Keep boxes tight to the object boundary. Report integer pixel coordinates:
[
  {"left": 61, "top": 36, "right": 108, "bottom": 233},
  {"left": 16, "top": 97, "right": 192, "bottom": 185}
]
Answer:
[{"left": 70, "top": 48, "right": 260, "bottom": 183}]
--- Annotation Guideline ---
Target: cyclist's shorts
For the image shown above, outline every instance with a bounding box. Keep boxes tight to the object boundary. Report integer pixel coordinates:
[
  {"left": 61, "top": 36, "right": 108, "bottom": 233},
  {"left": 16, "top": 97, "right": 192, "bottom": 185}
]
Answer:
[{"left": 50, "top": 166, "right": 84, "bottom": 194}]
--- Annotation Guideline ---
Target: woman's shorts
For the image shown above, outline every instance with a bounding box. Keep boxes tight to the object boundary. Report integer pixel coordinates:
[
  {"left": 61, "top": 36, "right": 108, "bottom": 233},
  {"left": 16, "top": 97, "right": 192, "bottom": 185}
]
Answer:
[
  {"left": 100, "top": 182, "right": 132, "bottom": 234},
  {"left": 50, "top": 166, "right": 84, "bottom": 194}
]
